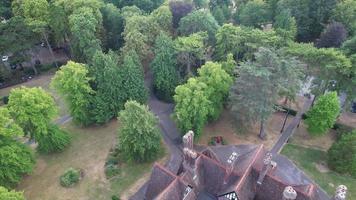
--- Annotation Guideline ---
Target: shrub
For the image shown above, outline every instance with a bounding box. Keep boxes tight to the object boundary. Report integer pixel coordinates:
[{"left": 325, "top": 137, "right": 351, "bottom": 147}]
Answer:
[
  {"left": 2, "top": 96, "right": 9, "bottom": 104},
  {"left": 105, "top": 164, "right": 120, "bottom": 178},
  {"left": 37, "top": 124, "right": 71, "bottom": 154},
  {"left": 328, "top": 130, "right": 356, "bottom": 177},
  {"left": 0, "top": 186, "right": 25, "bottom": 200},
  {"left": 316, "top": 22, "right": 348, "bottom": 48},
  {"left": 112, "top": 195, "right": 120, "bottom": 200},
  {"left": 60, "top": 168, "right": 81, "bottom": 187}
]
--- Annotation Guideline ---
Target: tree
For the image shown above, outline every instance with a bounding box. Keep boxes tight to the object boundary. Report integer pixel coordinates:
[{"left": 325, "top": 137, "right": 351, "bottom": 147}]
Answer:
[
  {"left": 174, "top": 78, "right": 210, "bottom": 136},
  {"left": 214, "top": 24, "right": 241, "bottom": 60},
  {"left": 229, "top": 48, "right": 302, "bottom": 139},
  {"left": 101, "top": 3, "right": 124, "bottom": 51},
  {"left": 316, "top": 22, "right": 348, "bottom": 48},
  {"left": 90, "top": 51, "right": 124, "bottom": 124},
  {"left": 0, "top": 186, "right": 25, "bottom": 200},
  {"left": 151, "top": 33, "right": 179, "bottom": 102},
  {"left": 69, "top": 7, "right": 102, "bottom": 62},
  {"left": 51, "top": 61, "right": 94, "bottom": 125},
  {"left": 0, "top": 0, "right": 12, "bottom": 19},
  {"left": 194, "top": 0, "right": 209, "bottom": 9},
  {"left": 198, "top": 62, "right": 233, "bottom": 120},
  {"left": 328, "top": 130, "right": 356, "bottom": 178},
  {"left": 0, "top": 107, "right": 23, "bottom": 138},
  {"left": 122, "top": 14, "right": 160, "bottom": 61},
  {"left": 178, "top": 10, "right": 219, "bottom": 44},
  {"left": 215, "top": 24, "right": 285, "bottom": 60},
  {"left": 0, "top": 16, "right": 38, "bottom": 73},
  {"left": 305, "top": 92, "right": 340, "bottom": 136},
  {"left": 8, "top": 87, "right": 57, "bottom": 139},
  {"left": 274, "top": 9, "right": 297, "bottom": 41},
  {"left": 332, "top": 0, "right": 356, "bottom": 36},
  {"left": 151, "top": 5, "right": 173, "bottom": 34},
  {"left": 118, "top": 101, "right": 161, "bottom": 162},
  {"left": 19, "top": 0, "right": 58, "bottom": 69},
  {"left": 169, "top": 0, "right": 193, "bottom": 28},
  {"left": 121, "top": 51, "right": 148, "bottom": 104},
  {"left": 0, "top": 138, "right": 35, "bottom": 188},
  {"left": 342, "top": 36, "right": 356, "bottom": 56},
  {"left": 236, "top": 0, "right": 271, "bottom": 28},
  {"left": 106, "top": 0, "right": 163, "bottom": 12},
  {"left": 36, "top": 124, "right": 71, "bottom": 153},
  {"left": 175, "top": 32, "right": 208, "bottom": 76},
  {"left": 285, "top": 42, "right": 354, "bottom": 103},
  {"left": 220, "top": 53, "right": 237, "bottom": 77},
  {"left": 277, "top": 0, "right": 337, "bottom": 42},
  {"left": 211, "top": 6, "right": 227, "bottom": 25}
]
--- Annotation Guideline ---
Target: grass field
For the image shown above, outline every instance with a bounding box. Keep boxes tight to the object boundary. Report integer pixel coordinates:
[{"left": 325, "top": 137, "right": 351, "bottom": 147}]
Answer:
[
  {"left": 281, "top": 144, "right": 356, "bottom": 198},
  {"left": 17, "top": 119, "right": 167, "bottom": 200}
]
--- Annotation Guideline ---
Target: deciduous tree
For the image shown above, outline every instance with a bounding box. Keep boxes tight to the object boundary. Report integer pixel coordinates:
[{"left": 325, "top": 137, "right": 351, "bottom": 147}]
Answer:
[
  {"left": 69, "top": 7, "right": 102, "bottom": 62},
  {"left": 51, "top": 61, "right": 94, "bottom": 125},
  {"left": 316, "top": 22, "right": 348, "bottom": 48},
  {"left": 236, "top": 0, "right": 271, "bottom": 28},
  {"left": 101, "top": 3, "right": 124, "bottom": 51},
  {"left": 328, "top": 130, "right": 356, "bottom": 178},
  {"left": 175, "top": 32, "right": 207, "bottom": 76},
  {"left": 118, "top": 101, "right": 161, "bottom": 162},
  {"left": 169, "top": 0, "right": 193, "bottom": 28},
  {"left": 174, "top": 78, "right": 210, "bottom": 136},
  {"left": 0, "top": 187, "right": 25, "bottom": 200},
  {"left": 178, "top": 10, "right": 219, "bottom": 43},
  {"left": 332, "top": 0, "right": 356, "bottom": 36},
  {"left": 305, "top": 92, "right": 340, "bottom": 135}
]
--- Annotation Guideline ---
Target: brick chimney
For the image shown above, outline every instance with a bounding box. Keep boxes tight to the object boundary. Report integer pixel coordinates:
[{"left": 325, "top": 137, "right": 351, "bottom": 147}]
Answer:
[
  {"left": 283, "top": 186, "right": 297, "bottom": 200},
  {"left": 333, "top": 185, "right": 347, "bottom": 200},
  {"left": 183, "top": 130, "right": 194, "bottom": 150},
  {"left": 182, "top": 131, "right": 199, "bottom": 187},
  {"left": 257, "top": 152, "right": 277, "bottom": 185}
]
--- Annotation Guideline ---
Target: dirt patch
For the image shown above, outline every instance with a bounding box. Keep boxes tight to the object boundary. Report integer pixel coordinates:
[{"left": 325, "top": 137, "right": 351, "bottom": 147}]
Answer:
[
  {"left": 314, "top": 162, "right": 330, "bottom": 173},
  {"left": 338, "top": 112, "right": 356, "bottom": 129},
  {"left": 198, "top": 110, "right": 295, "bottom": 150},
  {"left": 291, "top": 122, "right": 337, "bottom": 151}
]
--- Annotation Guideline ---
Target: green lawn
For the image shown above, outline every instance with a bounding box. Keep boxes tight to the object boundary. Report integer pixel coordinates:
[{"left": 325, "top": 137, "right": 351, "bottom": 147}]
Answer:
[{"left": 281, "top": 144, "right": 356, "bottom": 198}]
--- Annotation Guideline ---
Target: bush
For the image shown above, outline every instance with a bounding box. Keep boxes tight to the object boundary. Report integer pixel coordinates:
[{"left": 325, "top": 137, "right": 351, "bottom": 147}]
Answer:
[
  {"left": 328, "top": 131, "right": 356, "bottom": 177},
  {"left": 2, "top": 96, "right": 9, "bottom": 104},
  {"left": 60, "top": 168, "right": 81, "bottom": 187},
  {"left": 37, "top": 124, "right": 71, "bottom": 154},
  {"left": 105, "top": 164, "right": 120, "bottom": 178},
  {"left": 111, "top": 195, "right": 120, "bottom": 200}
]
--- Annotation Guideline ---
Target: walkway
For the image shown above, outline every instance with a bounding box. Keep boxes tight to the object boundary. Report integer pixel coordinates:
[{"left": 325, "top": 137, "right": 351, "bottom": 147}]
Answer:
[{"left": 270, "top": 95, "right": 314, "bottom": 154}]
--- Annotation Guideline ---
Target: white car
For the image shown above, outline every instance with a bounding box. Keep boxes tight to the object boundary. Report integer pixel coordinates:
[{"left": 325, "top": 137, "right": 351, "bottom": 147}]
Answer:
[{"left": 2, "top": 56, "right": 9, "bottom": 62}]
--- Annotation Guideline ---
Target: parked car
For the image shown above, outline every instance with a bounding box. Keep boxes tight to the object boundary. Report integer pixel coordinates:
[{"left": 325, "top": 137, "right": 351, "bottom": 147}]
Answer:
[
  {"left": 2, "top": 56, "right": 9, "bottom": 62},
  {"left": 352, "top": 101, "right": 356, "bottom": 113}
]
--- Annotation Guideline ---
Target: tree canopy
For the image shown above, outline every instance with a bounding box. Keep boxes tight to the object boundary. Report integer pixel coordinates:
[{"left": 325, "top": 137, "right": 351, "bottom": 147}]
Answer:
[
  {"left": 305, "top": 92, "right": 340, "bottom": 136},
  {"left": 0, "top": 187, "right": 25, "bottom": 200},
  {"left": 51, "top": 61, "right": 94, "bottom": 125},
  {"left": 118, "top": 101, "right": 162, "bottom": 162}
]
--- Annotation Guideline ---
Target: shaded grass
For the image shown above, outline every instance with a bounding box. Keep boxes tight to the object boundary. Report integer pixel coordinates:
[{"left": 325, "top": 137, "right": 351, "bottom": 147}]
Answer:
[
  {"left": 281, "top": 144, "right": 356, "bottom": 198},
  {"left": 110, "top": 144, "right": 167, "bottom": 197}
]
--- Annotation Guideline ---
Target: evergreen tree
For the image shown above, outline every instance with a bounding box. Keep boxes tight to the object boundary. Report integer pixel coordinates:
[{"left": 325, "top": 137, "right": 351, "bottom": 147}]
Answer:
[
  {"left": 121, "top": 51, "right": 148, "bottom": 104},
  {"left": 118, "top": 101, "right": 162, "bottom": 162},
  {"left": 151, "top": 33, "right": 179, "bottom": 102},
  {"left": 90, "top": 51, "right": 124, "bottom": 124},
  {"left": 306, "top": 92, "right": 340, "bottom": 136},
  {"left": 101, "top": 3, "right": 124, "bottom": 51},
  {"left": 236, "top": 0, "right": 271, "bottom": 28}
]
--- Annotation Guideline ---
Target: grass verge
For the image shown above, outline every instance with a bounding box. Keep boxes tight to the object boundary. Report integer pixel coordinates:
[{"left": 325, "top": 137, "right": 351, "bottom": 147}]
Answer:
[{"left": 281, "top": 144, "right": 356, "bottom": 198}]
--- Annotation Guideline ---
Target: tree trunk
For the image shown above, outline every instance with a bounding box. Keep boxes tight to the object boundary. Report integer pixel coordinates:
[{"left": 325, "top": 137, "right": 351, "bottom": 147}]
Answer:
[
  {"left": 259, "top": 120, "right": 266, "bottom": 139},
  {"left": 280, "top": 109, "right": 290, "bottom": 133},
  {"left": 43, "top": 32, "right": 58, "bottom": 68}
]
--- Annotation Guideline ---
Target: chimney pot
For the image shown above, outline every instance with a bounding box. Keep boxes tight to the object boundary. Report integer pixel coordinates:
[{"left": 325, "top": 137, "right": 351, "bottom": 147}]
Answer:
[{"left": 283, "top": 186, "right": 297, "bottom": 200}]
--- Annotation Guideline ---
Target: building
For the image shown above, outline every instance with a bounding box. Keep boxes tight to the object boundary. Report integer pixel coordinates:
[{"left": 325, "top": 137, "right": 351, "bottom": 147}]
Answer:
[{"left": 140, "top": 131, "right": 347, "bottom": 200}]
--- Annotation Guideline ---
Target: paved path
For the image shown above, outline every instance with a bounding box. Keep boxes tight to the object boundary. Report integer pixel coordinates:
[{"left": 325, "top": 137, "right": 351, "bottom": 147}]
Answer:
[
  {"left": 270, "top": 96, "right": 314, "bottom": 154},
  {"left": 54, "top": 114, "right": 72, "bottom": 125},
  {"left": 130, "top": 71, "right": 183, "bottom": 200}
]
